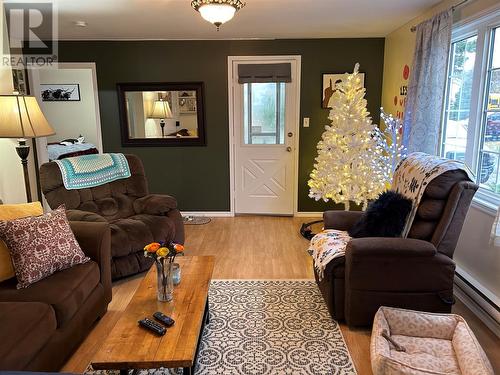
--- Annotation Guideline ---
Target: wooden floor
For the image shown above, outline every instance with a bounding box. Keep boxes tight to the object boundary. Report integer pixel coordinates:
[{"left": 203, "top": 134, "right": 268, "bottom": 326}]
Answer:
[{"left": 63, "top": 216, "right": 499, "bottom": 374}]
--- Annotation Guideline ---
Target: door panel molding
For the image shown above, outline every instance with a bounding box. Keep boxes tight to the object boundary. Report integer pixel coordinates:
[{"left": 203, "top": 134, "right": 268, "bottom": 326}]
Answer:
[{"left": 228, "top": 55, "right": 301, "bottom": 215}]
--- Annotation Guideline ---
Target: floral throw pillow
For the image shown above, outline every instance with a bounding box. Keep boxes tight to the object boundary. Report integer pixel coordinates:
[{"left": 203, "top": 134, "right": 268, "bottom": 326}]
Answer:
[{"left": 0, "top": 205, "right": 89, "bottom": 289}]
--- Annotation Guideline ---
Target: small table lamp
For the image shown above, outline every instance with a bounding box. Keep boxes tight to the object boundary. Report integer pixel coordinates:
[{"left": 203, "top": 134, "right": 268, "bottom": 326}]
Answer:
[
  {"left": 149, "top": 99, "right": 173, "bottom": 138},
  {"left": 0, "top": 94, "right": 55, "bottom": 202}
]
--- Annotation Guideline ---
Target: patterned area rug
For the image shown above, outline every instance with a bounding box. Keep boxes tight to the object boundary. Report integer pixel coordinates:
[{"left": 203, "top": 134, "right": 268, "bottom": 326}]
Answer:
[{"left": 87, "top": 280, "right": 357, "bottom": 375}]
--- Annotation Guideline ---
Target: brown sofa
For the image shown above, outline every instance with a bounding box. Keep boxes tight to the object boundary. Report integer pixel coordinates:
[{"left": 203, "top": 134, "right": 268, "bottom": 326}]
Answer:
[
  {"left": 39, "top": 154, "right": 185, "bottom": 280},
  {"left": 316, "top": 170, "right": 478, "bottom": 326},
  {"left": 0, "top": 221, "right": 112, "bottom": 371}
]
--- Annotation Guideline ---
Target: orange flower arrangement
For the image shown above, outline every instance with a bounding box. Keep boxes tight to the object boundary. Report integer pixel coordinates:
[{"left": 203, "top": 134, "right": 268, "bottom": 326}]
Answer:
[
  {"left": 143, "top": 241, "right": 184, "bottom": 262},
  {"left": 144, "top": 241, "right": 184, "bottom": 301},
  {"left": 144, "top": 242, "right": 161, "bottom": 253}
]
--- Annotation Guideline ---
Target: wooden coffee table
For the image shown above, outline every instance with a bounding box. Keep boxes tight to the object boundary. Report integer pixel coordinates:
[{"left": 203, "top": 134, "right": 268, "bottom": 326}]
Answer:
[{"left": 91, "top": 256, "right": 214, "bottom": 375}]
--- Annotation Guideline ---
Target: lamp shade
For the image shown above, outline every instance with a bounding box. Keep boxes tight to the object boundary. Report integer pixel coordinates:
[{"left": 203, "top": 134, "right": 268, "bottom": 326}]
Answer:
[
  {"left": 199, "top": 4, "right": 236, "bottom": 25},
  {"left": 191, "top": 0, "right": 245, "bottom": 29},
  {"left": 149, "top": 99, "right": 173, "bottom": 119},
  {"left": 0, "top": 95, "right": 55, "bottom": 138}
]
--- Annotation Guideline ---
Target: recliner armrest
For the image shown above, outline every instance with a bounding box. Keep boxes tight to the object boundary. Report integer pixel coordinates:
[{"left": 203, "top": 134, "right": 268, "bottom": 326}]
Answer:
[
  {"left": 323, "top": 210, "right": 363, "bottom": 230},
  {"left": 133, "top": 194, "right": 178, "bottom": 215},
  {"left": 70, "top": 221, "right": 112, "bottom": 304},
  {"left": 345, "top": 237, "right": 454, "bottom": 295},
  {"left": 348, "top": 237, "right": 437, "bottom": 258}
]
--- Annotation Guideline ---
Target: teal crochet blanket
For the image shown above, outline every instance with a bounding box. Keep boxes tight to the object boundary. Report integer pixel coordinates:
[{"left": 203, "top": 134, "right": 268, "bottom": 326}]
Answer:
[{"left": 55, "top": 153, "right": 131, "bottom": 190}]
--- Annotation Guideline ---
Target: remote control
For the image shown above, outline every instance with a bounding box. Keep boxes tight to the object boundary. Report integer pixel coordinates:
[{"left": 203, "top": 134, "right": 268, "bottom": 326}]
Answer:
[
  {"left": 153, "top": 311, "right": 175, "bottom": 327},
  {"left": 138, "top": 318, "right": 166, "bottom": 336}
]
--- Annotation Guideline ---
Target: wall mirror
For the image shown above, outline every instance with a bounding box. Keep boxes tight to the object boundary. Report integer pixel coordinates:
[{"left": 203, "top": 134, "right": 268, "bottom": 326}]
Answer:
[{"left": 117, "top": 82, "right": 205, "bottom": 146}]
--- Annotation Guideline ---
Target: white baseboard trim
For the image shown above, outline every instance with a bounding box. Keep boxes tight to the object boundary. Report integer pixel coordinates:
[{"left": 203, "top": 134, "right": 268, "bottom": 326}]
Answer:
[
  {"left": 181, "top": 211, "right": 324, "bottom": 218},
  {"left": 454, "top": 270, "right": 500, "bottom": 338},
  {"left": 294, "top": 212, "right": 323, "bottom": 218},
  {"left": 181, "top": 211, "right": 234, "bottom": 217}
]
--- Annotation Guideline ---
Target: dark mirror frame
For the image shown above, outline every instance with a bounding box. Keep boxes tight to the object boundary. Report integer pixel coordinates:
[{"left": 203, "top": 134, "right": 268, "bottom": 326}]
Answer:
[{"left": 117, "top": 82, "right": 206, "bottom": 147}]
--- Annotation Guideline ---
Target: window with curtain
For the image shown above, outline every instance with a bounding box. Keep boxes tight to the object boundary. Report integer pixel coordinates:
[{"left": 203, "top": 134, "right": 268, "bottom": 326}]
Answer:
[{"left": 441, "top": 11, "right": 500, "bottom": 205}]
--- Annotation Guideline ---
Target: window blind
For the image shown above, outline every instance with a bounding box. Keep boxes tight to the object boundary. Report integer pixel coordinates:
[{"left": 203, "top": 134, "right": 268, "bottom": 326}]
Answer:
[{"left": 237, "top": 63, "right": 292, "bottom": 83}]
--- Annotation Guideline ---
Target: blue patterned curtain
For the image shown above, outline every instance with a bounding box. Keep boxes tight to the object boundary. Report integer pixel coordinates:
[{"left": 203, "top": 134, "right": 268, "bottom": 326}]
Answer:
[{"left": 403, "top": 10, "right": 452, "bottom": 155}]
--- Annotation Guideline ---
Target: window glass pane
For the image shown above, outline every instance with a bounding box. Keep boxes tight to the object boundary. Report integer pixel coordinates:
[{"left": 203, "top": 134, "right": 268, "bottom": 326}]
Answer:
[
  {"left": 492, "top": 27, "right": 500, "bottom": 69},
  {"left": 242, "top": 82, "right": 285, "bottom": 145},
  {"left": 441, "top": 35, "right": 477, "bottom": 160},
  {"left": 484, "top": 112, "right": 500, "bottom": 142},
  {"left": 251, "top": 135, "right": 278, "bottom": 144},
  {"left": 252, "top": 83, "right": 277, "bottom": 134},
  {"left": 479, "top": 27, "right": 500, "bottom": 193},
  {"left": 280, "top": 83, "right": 285, "bottom": 143},
  {"left": 487, "top": 69, "right": 500, "bottom": 111},
  {"left": 243, "top": 84, "right": 249, "bottom": 144},
  {"left": 479, "top": 151, "right": 499, "bottom": 190}
]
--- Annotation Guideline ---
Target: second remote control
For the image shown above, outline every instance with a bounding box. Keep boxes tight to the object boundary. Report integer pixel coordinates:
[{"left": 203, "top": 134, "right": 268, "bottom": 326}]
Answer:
[
  {"left": 138, "top": 318, "right": 166, "bottom": 336},
  {"left": 153, "top": 311, "right": 175, "bottom": 327}
]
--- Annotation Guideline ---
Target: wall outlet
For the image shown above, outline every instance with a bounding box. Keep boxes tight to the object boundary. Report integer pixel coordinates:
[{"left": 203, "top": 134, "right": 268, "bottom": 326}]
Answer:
[{"left": 303, "top": 117, "right": 310, "bottom": 127}]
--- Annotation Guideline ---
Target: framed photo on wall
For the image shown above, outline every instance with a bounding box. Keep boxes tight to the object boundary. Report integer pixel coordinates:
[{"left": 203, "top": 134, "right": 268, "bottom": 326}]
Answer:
[
  {"left": 40, "top": 84, "right": 81, "bottom": 101},
  {"left": 178, "top": 91, "right": 197, "bottom": 114},
  {"left": 322, "top": 72, "right": 365, "bottom": 109}
]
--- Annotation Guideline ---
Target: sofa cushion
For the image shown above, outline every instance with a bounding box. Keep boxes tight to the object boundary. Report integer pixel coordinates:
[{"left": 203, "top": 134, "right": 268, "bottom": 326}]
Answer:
[
  {"left": 424, "top": 170, "right": 469, "bottom": 199},
  {"left": 0, "top": 206, "right": 89, "bottom": 288},
  {"left": 0, "top": 302, "right": 56, "bottom": 370},
  {"left": 408, "top": 220, "right": 436, "bottom": 241},
  {"left": 40, "top": 154, "right": 148, "bottom": 219},
  {"left": 0, "top": 261, "right": 100, "bottom": 328},
  {"left": 416, "top": 199, "right": 446, "bottom": 221},
  {"left": 110, "top": 215, "right": 176, "bottom": 258},
  {"left": 0, "top": 202, "right": 44, "bottom": 283}
]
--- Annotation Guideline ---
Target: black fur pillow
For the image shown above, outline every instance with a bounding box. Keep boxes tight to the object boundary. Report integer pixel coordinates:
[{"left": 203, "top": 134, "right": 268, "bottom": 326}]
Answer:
[{"left": 348, "top": 191, "right": 412, "bottom": 238}]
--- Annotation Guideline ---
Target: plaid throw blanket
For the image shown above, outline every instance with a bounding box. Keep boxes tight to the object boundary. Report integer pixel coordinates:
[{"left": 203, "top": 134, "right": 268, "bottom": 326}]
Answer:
[
  {"left": 392, "top": 152, "right": 474, "bottom": 237},
  {"left": 55, "top": 153, "right": 131, "bottom": 190},
  {"left": 308, "top": 229, "right": 352, "bottom": 280}
]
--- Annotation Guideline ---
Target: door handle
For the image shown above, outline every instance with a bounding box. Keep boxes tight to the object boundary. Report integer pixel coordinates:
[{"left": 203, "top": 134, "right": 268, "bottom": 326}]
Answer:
[
  {"left": 288, "top": 132, "right": 293, "bottom": 137},
  {"left": 286, "top": 146, "right": 292, "bottom": 152}
]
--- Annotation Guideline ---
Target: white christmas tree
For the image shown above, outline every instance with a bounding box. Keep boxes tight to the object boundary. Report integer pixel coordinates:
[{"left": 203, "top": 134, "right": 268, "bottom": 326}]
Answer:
[
  {"left": 377, "top": 108, "right": 407, "bottom": 183},
  {"left": 308, "top": 64, "right": 392, "bottom": 210}
]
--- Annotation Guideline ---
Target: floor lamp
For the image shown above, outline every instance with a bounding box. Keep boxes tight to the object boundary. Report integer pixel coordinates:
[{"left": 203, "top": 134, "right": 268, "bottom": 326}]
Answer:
[{"left": 0, "top": 95, "right": 55, "bottom": 202}]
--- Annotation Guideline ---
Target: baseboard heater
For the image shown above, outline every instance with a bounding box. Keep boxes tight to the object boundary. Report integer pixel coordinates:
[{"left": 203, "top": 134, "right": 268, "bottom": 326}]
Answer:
[{"left": 453, "top": 271, "right": 500, "bottom": 338}]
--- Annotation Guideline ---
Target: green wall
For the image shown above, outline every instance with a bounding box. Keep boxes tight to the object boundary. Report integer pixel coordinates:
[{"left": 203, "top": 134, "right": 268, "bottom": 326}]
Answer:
[{"left": 58, "top": 39, "right": 384, "bottom": 212}]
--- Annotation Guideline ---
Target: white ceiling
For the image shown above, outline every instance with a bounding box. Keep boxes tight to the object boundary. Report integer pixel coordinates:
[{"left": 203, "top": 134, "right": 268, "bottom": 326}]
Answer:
[{"left": 53, "top": 0, "right": 443, "bottom": 40}]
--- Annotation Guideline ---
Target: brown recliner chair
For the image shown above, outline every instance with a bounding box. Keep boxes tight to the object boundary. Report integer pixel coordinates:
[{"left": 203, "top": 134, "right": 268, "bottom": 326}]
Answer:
[
  {"left": 40, "top": 154, "right": 185, "bottom": 280},
  {"left": 316, "top": 170, "right": 478, "bottom": 327}
]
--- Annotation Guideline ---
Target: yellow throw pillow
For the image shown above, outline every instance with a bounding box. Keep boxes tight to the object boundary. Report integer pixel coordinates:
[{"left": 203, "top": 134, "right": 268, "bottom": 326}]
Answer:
[{"left": 0, "top": 202, "right": 44, "bottom": 282}]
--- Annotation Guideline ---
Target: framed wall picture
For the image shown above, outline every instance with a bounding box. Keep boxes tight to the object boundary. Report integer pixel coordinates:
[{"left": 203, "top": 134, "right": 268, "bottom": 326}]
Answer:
[
  {"left": 40, "top": 84, "right": 81, "bottom": 101},
  {"left": 322, "top": 72, "right": 365, "bottom": 108},
  {"left": 178, "top": 91, "right": 197, "bottom": 114}
]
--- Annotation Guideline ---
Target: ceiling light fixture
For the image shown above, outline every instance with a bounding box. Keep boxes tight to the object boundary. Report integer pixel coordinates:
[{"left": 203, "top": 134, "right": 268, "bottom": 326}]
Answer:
[
  {"left": 191, "top": 0, "right": 245, "bottom": 31},
  {"left": 74, "top": 21, "right": 88, "bottom": 27}
]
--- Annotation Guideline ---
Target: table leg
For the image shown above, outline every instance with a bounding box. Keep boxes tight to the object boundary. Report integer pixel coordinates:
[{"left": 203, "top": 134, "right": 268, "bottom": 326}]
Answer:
[
  {"left": 187, "top": 298, "right": 210, "bottom": 375},
  {"left": 120, "top": 370, "right": 138, "bottom": 375},
  {"left": 205, "top": 298, "right": 210, "bottom": 324}
]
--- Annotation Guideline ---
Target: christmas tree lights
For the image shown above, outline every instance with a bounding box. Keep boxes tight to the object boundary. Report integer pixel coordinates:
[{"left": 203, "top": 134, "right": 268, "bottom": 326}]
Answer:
[{"left": 308, "top": 64, "right": 406, "bottom": 210}]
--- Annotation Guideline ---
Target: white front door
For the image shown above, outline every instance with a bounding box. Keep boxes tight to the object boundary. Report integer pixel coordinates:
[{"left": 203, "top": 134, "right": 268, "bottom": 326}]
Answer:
[{"left": 230, "top": 57, "right": 300, "bottom": 215}]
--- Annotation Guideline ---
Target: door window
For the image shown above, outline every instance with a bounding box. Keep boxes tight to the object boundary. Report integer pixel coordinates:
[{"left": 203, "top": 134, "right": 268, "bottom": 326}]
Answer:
[{"left": 243, "top": 82, "right": 285, "bottom": 145}]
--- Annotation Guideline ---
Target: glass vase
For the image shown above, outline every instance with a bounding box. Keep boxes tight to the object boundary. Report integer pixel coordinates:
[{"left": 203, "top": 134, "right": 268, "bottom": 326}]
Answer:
[{"left": 156, "top": 259, "right": 174, "bottom": 302}]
